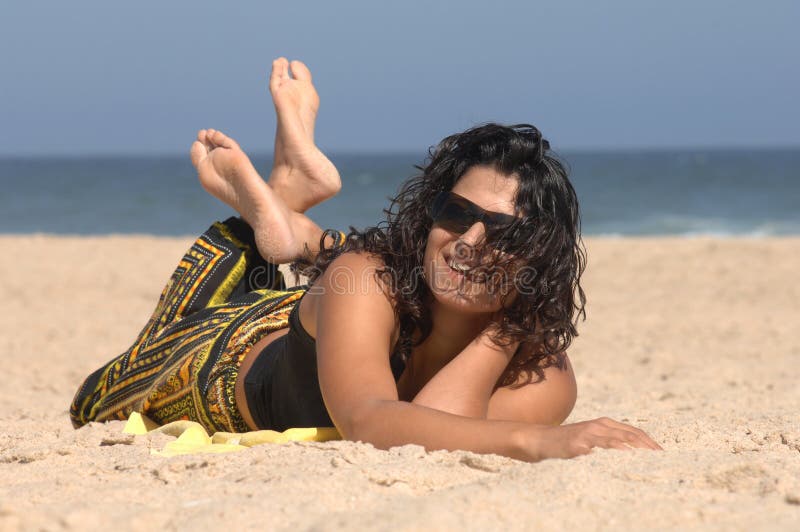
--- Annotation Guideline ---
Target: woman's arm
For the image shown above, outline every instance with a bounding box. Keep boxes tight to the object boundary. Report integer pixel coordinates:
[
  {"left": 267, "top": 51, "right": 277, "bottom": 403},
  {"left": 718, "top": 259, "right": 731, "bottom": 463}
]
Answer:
[
  {"left": 487, "top": 354, "right": 577, "bottom": 425},
  {"left": 410, "top": 322, "right": 517, "bottom": 418},
  {"left": 410, "top": 324, "right": 577, "bottom": 426},
  {"left": 312, "top": 252, "right": 660, "bottom": 461}
]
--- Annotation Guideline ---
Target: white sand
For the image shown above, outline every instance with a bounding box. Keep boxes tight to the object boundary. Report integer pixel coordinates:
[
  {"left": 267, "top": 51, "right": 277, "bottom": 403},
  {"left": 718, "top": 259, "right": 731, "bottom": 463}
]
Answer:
[{"left": 1, "top": 234, "right": 798, "bottom": 530}]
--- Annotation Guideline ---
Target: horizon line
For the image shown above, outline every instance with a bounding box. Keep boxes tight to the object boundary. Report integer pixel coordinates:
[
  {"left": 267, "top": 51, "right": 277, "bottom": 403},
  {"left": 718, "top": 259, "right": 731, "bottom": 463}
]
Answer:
[{"left": 1, "top": 143, "right": 799, "bottom": 160}]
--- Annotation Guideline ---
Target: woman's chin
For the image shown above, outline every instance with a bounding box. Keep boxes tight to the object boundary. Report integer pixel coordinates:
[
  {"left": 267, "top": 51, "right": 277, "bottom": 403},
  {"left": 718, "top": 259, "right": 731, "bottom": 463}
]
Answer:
[
  {"left": 423, "top": 256, "right": 505, "bottom": 314},
  {"left": 427, "top": 283, "right": 503, "bottom": 314}
]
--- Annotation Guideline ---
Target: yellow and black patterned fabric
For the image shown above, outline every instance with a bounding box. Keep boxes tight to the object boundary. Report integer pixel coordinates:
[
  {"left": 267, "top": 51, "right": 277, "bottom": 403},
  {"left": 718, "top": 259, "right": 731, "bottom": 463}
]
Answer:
[{"left": 69, "top": 217, "right": 309, "bottom": 433}]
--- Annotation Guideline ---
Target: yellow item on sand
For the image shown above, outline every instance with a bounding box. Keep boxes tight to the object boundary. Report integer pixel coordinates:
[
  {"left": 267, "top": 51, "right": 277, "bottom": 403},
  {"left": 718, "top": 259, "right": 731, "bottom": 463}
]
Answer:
[{"left": 122, "top": 412, "right": 341, "bottom": 457}]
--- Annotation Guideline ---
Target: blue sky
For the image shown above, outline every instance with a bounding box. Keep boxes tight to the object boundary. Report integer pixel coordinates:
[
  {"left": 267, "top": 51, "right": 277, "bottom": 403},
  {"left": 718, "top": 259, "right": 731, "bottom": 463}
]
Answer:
[{"left": 1, "top": 1, "right": 798, "bottom": 155}]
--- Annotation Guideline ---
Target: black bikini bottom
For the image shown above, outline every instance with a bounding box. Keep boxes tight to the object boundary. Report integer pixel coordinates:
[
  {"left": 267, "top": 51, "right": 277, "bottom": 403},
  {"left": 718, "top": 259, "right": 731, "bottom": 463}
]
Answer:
[{"left": 243, "top": 335, "right": 285, "bottom": 430}]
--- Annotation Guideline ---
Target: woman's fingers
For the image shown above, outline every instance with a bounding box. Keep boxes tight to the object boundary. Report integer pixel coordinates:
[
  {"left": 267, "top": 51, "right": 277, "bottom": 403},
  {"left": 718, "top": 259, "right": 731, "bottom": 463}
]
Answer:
[
  {"left": 589, "top": 429, "right": 641, "bottom": 451},
  {"left": 596, "top": 417, "right": 663, "bottom": 450},
  {"left": 538, "top": 418, "right": 663, "bottom": 460},
  {"left": 602, "top": 437, "right": 634, "bottom": 451},
  {"left": 614, "top": 421, "right": 662, "bottom": 450}
]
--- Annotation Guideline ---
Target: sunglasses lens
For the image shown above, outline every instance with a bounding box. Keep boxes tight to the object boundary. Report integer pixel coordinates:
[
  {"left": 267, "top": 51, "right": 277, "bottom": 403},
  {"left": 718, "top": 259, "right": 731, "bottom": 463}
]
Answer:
[
  {"left": 432, "top": 194, "right": 474, "bottom": 233},
  {"left": 431, "top": 192, "right": 533, "bottom": 252}
]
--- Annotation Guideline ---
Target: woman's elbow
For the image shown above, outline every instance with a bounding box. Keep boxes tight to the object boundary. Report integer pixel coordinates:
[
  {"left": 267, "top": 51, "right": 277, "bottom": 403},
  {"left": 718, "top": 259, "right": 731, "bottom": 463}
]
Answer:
[
  {"left": 549, "top": 361, "right": 577, "bottom": 425},
  {"left": 331, "top": 398, "right": 390, "bottom": 443}
]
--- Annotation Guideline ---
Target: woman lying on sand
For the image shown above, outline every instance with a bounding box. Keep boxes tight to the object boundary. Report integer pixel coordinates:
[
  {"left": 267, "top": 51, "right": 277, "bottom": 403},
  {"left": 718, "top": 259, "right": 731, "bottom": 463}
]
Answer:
[{"left": 70, "top": 58, "right": 662, "bottom": 461}]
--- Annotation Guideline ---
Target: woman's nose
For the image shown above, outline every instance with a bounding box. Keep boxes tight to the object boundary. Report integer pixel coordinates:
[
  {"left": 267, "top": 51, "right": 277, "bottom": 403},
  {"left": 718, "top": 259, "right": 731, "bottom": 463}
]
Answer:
[{"left": 454, "top": 221, "right": 486, "bottom": 254}]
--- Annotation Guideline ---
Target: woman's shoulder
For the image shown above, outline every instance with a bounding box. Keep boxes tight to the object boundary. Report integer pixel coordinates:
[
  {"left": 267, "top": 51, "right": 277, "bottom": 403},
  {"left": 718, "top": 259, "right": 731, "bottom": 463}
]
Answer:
[
  {"left": 326, "top": 249, "right": 387, "bottom": 269},
  {"left": 307, "top": 250, "right": 395, "bottom": 306},
  {"left": 304, "top": 249, "right": 398, "bottom": 342},
  {"left": 319, "top": 250, "right": 394, "bottom": 301}
]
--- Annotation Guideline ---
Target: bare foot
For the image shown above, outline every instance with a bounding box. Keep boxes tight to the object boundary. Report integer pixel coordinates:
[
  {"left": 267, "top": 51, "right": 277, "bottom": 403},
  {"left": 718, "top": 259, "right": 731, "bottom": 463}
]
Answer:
[
  {"left": 190, "top": 129, "right": 310, "bottom": 264},
  {"left": 269, "top": 58, "right": 341, "bottom": 213}
]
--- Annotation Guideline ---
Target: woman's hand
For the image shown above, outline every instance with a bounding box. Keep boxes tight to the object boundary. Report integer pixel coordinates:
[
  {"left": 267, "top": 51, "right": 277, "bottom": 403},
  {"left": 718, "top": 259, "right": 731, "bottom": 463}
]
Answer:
[
  {"left": 518, "top": 417, "right": 663, "bottom": 461},
  {"left": 409, "top": 312, "right": 522, "bottom": 417},
  {"left": 476, "top": 313, "right": 520, "bottom": 359}
]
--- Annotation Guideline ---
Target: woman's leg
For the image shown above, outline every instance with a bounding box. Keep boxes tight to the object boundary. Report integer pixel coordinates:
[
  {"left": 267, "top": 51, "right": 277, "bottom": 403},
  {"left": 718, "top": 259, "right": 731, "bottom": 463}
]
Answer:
[
  {"left": 190, "top": 130, "right": 323, "bottom": 265},
  {"left": 69, "top": 216, "right": 296, "bottom": 431},
  {"left": 267, "top": 57, "right": 342, "bottom": 214},
  {"left": 189, "top": 59, "right": 342, "bottom": 265},
  {"left": 72, "top": 58, "right": 344, "bottom": 432}
]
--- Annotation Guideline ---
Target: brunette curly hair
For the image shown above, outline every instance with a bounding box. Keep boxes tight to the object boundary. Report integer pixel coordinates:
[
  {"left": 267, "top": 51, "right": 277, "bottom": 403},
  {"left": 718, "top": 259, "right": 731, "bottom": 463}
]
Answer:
[{"left": 300, "top": 123, "right": 587, "bottom": 387}]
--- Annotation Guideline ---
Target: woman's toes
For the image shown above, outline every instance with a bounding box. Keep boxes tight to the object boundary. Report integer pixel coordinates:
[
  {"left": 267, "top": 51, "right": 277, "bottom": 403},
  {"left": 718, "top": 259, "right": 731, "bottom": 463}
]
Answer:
[
  {"left": 278, "top": 57, "right": 290, "bottom": 80},
  {"left": 210, "top": 130, "right": 238, "bottom": 149},
  {"left": 269, "top": 58, "right": 284, "bottom": 93},
  {"left": 205, "top": 129, "right": 218, "bottom": 147},
  {"left": 269, "top": 57, "right": 289, "bottom": 92},
  {"left": 209, "top": 129, "right": 224, "bottom": 145},
  {"left": 289, "top": 60, "right": 312, "bottom": 82},
  {"left": 190, "top": 141, "right": 207, "bottom": 167}
]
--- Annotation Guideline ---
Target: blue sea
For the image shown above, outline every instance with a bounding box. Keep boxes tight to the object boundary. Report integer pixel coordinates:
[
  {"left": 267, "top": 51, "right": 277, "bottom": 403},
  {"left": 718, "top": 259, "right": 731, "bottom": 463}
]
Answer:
[{"left": 1, "top": 149, "right": 798, "bottom": 237}]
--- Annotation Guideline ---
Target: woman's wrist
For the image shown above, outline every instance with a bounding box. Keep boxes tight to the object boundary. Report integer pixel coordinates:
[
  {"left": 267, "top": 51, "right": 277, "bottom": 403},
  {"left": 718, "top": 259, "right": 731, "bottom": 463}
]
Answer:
[
  {"left": 478, "top": 318, "right": 520, "bottom": 360},
  {"left": 508, "top": 423, "right": 547, "bottom": 462}
]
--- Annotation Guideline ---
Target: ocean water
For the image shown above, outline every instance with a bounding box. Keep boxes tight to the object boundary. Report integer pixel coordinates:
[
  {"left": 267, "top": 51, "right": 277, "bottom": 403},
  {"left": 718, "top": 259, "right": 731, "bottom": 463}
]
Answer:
[{"left": 1, "top": 149, "right": 798, "bottom": 237}]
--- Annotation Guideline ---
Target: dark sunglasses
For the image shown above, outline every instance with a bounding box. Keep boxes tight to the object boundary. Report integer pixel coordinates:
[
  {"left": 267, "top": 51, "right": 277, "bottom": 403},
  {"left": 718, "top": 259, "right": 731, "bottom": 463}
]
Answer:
[{"left": 430, "top": 191, "right": 533, "bottom": 249}]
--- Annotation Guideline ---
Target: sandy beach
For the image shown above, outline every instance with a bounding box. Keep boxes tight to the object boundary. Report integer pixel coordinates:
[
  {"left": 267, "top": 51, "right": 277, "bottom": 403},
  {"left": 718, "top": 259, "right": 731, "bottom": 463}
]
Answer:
[{"left": 1, "top": 233, "right": 798, "bottom": 531}]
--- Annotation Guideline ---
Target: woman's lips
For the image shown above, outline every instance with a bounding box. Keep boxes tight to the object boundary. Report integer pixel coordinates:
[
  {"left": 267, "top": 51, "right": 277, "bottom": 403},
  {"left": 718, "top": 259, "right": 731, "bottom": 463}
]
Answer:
[{"left": 442, "top": 255, "right": 486, "bottom": 284}]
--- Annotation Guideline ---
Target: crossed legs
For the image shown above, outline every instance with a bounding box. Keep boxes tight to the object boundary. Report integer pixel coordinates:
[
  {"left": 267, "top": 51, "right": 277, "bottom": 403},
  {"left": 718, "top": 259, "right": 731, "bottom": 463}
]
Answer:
[{"left": 190, "top": 58, "right": 341, "bottom": 265}]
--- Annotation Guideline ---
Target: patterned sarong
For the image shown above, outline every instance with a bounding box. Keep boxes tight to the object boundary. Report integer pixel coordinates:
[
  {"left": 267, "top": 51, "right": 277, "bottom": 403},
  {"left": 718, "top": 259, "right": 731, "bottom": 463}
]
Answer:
[{"left": 70, "top": 217, "right": 308, "bottom": 433}]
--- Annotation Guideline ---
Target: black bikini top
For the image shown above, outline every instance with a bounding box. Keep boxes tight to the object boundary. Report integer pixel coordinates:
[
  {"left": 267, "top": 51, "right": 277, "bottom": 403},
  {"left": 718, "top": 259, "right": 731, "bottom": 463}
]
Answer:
[
  {"left": 287, "top": 296, "right": 407, "bottom": 381},
  {"left": 246, "top": 292, "right": 407, "bottom": 432}
]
